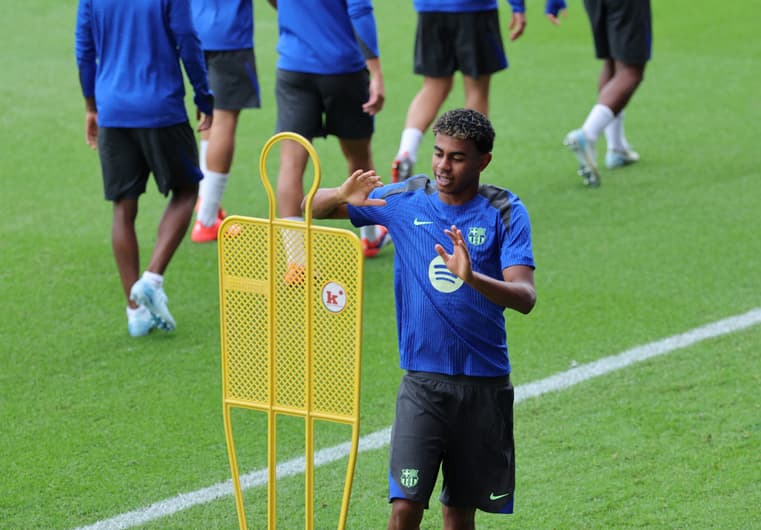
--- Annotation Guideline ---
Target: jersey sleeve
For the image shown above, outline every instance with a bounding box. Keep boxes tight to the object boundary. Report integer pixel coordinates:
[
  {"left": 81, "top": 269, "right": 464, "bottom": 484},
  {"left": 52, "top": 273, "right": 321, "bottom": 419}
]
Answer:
[
  {"left": 74, "top": 0, "right": 96, "bottom": 98},
  {"left": 501, "top": 199, "right": 535, "bottom": 270},
  {"left": 347, "top": 0, "right": 380, "bottom": 59},
  {"left": 168, "top": 0, "right": 213, "bottom": 114},
  {"left": 506, "top": 0, "right": 525, "bottom": 13}
]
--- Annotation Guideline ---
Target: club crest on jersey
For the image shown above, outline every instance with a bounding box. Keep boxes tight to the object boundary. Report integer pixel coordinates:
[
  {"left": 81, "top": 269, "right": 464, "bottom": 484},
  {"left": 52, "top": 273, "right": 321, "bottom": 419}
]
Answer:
[
  {"left": 400, "top": 468, "right": 419, "bottom": 488},
  {"left": 468, "top": 227, "right": 486, "bottom": 246}
]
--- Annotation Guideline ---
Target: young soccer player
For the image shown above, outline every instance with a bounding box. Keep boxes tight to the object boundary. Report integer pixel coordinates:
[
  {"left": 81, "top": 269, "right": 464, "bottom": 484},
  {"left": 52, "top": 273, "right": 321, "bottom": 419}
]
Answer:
[
  {"left": 189, "top": 0, "right": 261, "bottom": 242},
  {"left": 563, "top": 0, "right": 652, "bottom": 186},
  {"left": 267, "top": 0, "right": 389, "bottom": 262},
  {"left": 75, "top": 0, "right": 213, "bottom": 335},
  {"left": 308, "top": 108, "right": 536, "bottom": 529}
]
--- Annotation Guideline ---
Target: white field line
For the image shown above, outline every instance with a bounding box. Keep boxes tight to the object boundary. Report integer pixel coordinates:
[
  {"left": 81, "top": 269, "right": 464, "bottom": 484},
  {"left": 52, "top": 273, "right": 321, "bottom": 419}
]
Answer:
[{"left": 74, "top": 308, "right": 761, "bottom": 530}]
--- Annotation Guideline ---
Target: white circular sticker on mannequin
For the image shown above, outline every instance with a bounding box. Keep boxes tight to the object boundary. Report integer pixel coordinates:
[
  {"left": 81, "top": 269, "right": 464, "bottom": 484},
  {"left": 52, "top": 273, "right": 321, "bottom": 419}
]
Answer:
[{"left": 321, "top": 281, "right": 347, "bottom": 313}]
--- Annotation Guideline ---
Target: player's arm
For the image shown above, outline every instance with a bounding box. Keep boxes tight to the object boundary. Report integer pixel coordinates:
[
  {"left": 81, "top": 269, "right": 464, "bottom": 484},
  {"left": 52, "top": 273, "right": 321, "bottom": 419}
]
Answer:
[
  {"left": 306, "top": 170, "right": 385, "bottom": 219},
  {"left": 435, "top": 225, "right": 536, "bottom": 314},
  {"left": 545, "top": 0, "right": 567, "bottom": 25},
  {"left": 167, "top": 0, "right": 213, "bottom": 129},
  {"left": 75, "top": 0, "right": 98, "bottom": 149},
  {"left": 348, "top": 0, "right": 385, "bottom": 115}
]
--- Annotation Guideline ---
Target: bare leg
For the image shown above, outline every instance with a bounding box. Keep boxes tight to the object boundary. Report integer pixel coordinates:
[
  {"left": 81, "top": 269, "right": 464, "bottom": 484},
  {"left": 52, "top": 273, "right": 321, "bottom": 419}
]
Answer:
[
  {"left": 112, "top": 198, "right": 140, "bottom": 308},
  {"left": 338, "top": 137, "right": 373, "bottom": 173},
  {"left": 598, "top": 59, "right": 645, "bottom": 114},
  {"left": 276, "top": 139, "right": 311, "bottom": 218},
  {"left": 462, "top": 74, "right": 491, "bottom": 116},
  {"left": 442, "top": 505, "right": 476, "bottom": 530},
  {"left": 146, "top": 184, "right": 197, "bottom": 275},
  {"left": 404, "top": 76, "right": 454, "bottom": 132},
  {"left": 206, "top": 109, "right": 241, "bottom": 173},
  {"left": 387, "top": 499, "right": 424, "bottom": 530}
]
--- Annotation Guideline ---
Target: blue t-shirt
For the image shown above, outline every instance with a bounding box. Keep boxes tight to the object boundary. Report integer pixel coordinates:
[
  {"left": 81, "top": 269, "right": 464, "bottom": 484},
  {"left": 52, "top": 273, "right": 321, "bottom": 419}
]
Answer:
[
  {"left": 274, "top": 0, "right": 379, "bottom": 75},
  {"left": 348, "top": 176, "right": 535, "bottom": 376},
  {"left": 75, "top": 0, "right": 212, "bottom": 127},
  {"left": 191, "top": 0, "right": 253, "bottom": 51},
  {"left": 414, "top": 0, "right": 525, "bottom": 13}
]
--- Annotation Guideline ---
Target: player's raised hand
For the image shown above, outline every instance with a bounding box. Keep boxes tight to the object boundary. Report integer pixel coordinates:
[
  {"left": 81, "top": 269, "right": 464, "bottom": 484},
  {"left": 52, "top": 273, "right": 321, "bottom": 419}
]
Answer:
[
  {"left": 545, "top": 0, "right": 567, "bottom": 25},
  {"left": 338, "top": 170, "right": 386, "bottom": 207},
  {"left": 435, "top": 225, "right": 474, "bottom": 283}
]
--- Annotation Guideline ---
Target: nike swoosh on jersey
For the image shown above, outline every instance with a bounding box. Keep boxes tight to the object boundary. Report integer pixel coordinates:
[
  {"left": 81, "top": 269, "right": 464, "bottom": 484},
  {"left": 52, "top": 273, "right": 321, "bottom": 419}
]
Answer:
[{"left": 413, "top": 218, "right": 433, "bottom": 226}]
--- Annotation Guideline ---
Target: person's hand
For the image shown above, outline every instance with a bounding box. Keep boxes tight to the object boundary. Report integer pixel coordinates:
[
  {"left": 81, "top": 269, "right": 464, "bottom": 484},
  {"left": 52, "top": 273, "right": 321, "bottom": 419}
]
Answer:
[
  {"left": 545, "top": 0, "right": 567, "bottom": 25},
  {"left": 85, "top": 110, "right": 98, "bottom": 150},
  {"left": 435, "top": 225, "right": 474, "bottom": 283},
  {"left": 337, "top": 170, "right": 386, "bottom": 207},
  {"left": 196, "top": 110, "right": 212, "bottom": 132},
  {"left": 509, "top": 12, "right": 527, "bottom": 41},
  {"left": 362, "top": 76, "right": 385, "bottom": 116}
]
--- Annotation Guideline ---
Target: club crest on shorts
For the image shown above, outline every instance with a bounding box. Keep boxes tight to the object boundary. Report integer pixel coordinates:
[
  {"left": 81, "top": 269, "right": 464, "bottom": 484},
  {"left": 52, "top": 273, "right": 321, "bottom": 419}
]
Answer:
[
  {"left": 400, "top": 468, "right": 419, "bottom": 488},
  {"left": 467, "top": 226, "right": 486, "bottom": 246}
]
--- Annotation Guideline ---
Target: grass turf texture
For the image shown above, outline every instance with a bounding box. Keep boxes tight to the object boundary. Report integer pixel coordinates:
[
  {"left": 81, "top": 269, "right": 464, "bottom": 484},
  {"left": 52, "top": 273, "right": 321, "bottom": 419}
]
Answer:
[{"left": 1, "top": 0, "right": 759, "bottom": 528}]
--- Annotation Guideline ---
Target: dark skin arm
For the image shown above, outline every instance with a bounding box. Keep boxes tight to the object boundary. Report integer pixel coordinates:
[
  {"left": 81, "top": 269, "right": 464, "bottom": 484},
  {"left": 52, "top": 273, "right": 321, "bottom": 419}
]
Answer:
[{"left": 435, "top": 225, "right": 536, "bottom": 314}]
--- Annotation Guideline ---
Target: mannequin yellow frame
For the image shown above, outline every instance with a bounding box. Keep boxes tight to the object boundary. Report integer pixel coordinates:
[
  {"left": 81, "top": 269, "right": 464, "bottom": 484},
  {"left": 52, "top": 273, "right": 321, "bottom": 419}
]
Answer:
[{"left": 217, "top": 133, "right": 364, "bottom": 529}]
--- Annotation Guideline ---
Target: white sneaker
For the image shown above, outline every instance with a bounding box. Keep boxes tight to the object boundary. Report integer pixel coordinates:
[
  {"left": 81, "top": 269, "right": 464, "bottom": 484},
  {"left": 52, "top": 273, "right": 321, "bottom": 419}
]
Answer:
[
  {"left": 564, "top": 129, "right": 601, "bottom": 187},
  {"left": 127, "top": 305, "right": 157, "bottom": 337},
  {"left": 129, "top": 279, "right": 176, "bottom": 331},
  {"left": 605, "top": 148, "right": 640, "bottom": 169}
]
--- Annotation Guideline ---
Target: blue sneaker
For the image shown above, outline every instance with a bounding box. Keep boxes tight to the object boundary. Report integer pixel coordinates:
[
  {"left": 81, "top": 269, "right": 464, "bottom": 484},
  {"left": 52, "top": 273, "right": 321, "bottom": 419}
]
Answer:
[
  {"left": 129, "top": 278, "right": 176, "bottom": 331},
  {"left": 563, "top": 129, "right": 601, "bottom": 187},
  {"left": 605, "top": 147, "right": 640, "bottom": 169},
  {"left": 127, "top": 305, "right": 157, "bottom": 337}
]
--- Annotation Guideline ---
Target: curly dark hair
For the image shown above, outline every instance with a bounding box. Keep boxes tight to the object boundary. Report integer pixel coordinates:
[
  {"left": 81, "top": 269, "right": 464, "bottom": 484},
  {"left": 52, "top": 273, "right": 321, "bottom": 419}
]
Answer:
[{"left": 431, "top": 108, "right": 495, "bottom": 154}]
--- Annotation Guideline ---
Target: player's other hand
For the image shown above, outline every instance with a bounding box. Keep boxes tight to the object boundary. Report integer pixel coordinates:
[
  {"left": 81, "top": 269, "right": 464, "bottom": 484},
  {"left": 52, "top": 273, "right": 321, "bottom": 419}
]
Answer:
[
  {"left": 85, "top": 110, "right": 98, "bottom": 150},
  {"left": 338, "top": 170, "right": 386, "bottom": 207},
  {"left": 197, "top": 110, "right": 213, "bottom": 132},
  {"left": 435, "top": 225, "right": 474, "bottom": 283},
  {"left": 509, "top": 12, "right": 526, "bottom": 41},
  {"left": 545, "top": 0, "right": 567, "bottom": 25}
]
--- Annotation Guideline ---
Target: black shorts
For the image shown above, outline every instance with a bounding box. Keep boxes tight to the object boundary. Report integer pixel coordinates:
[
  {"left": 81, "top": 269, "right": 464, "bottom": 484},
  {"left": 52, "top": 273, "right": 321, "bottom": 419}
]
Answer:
[
  {"left": 584, "top": 0, "right": 652, "bottom": 64},
  {"left": 414, "top": 10, "right": 507, "bottom": 78},
  {"left": 205, "top": 49, "right": 261, "bottom": 110},
  {"left": 274, "top": 69, "right": 374, "bottom": 140},
  {"left": 388, "top": 371, "right": 515, "bottom": 514},
  {"left": 97, "top": 123, "right": 202, "bottom": 201}
]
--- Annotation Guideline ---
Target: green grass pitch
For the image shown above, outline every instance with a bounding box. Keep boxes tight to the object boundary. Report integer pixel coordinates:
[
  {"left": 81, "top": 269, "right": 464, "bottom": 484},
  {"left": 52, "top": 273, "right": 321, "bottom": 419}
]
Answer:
[{"left": 1, "top": 1, "right": 759, "bottom": 528}]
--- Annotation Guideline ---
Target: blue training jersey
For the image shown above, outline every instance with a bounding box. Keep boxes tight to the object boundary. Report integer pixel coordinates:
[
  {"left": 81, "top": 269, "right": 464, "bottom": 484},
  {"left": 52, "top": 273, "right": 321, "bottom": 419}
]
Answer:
[
  {"left": 414, "top": 0, "right": 525, "bottom": 13},
  {"left": 191, "top": 0, "right": 253, "bottom": 51},
  {"left": 75, "top": 0, "right": 212, "bottom": 128},
  {"left": 274, "top": 0, "right": 379, "bottom": 75},
  {"left": 348, "top": 176, "right": 535, "bottom": 376}
]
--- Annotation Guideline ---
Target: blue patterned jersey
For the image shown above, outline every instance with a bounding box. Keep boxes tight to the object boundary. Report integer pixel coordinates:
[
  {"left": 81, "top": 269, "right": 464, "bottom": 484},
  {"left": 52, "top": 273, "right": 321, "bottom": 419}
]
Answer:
[{"left": 348, "top": 176, "right": 534, "bottom": 376}]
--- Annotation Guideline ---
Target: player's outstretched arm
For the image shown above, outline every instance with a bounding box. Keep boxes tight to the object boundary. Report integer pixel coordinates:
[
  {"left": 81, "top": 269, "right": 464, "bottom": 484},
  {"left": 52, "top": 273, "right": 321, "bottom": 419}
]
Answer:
[
  {"left": 307, "top": 170, "right": 386, "bottom": 219},
  {"left": 436, "top": 225, "right": 536, "bottom": 314}
]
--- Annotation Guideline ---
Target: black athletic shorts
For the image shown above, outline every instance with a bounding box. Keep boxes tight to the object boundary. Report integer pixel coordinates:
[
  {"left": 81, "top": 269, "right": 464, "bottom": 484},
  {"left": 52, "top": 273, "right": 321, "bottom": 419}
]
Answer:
[
  {"left": 414, "top": 10, "right": 507, "bottom": 78},
  {"left": 388, "top": 371, "right": 515, "bottom": 514},
  {"left": 98, "top": 123, "right": 202, "bottom": 201},
  {"left": 584, "top": 0, "right": 652, "bottom": 64},
  {"left": 274, "top": 69, "right": 374, "bottom": 140},
  {"left": 205, "top": 49, "right": 261, "bottom": 110}
]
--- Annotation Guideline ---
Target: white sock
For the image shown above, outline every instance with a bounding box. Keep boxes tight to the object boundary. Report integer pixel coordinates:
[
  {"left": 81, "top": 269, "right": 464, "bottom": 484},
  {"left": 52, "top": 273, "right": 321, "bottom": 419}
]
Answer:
[
  {"left": 142, "top": 270, "right": 163, "bottom": 288},
  {"left": 397, "top": 128, "right": 424, "bottom": 163},
  {"left": 282, "top": 216, "right": 305, "bottom": 265},
  {"left": 197, "top": 170, "right": 229, "bottom": 227},
  {"left": 582, "top": 104, "right": 615, "bottom": 143},
  {"left": 360, "top": 225, "right": 378, "bottom": 242},
  {"left": 127, "top": 305, "right": 143, "bottom": 317},
  {"left": 199, "top": 139, "right": 209, "bottom": 174},
  {"left": 604, "top": 112, "right": 630, "bottom": 152}
]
